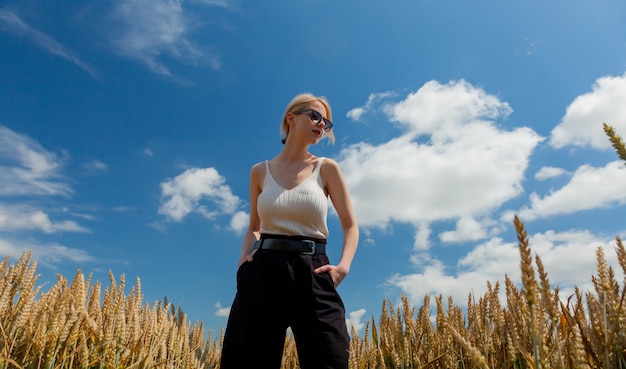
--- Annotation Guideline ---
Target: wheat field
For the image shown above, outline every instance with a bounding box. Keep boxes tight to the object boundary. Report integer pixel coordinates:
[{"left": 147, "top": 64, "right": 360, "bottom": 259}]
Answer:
[
  {"left": 2, "top": 221, "right": 624, "bottom": 369},
  {"left": 1, "top": 125, "right": 624, "bottom": 369}
]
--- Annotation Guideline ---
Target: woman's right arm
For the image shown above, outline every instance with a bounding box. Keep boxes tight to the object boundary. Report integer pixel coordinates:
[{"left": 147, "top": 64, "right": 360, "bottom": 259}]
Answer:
[{"left": 237, "top": 162, "right": 264, "bottom": 266}]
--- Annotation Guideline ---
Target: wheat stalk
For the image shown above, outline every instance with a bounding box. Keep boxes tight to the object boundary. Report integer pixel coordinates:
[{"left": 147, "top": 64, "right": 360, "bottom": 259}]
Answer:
[
  {"left": 604, "top": 123, "right": 626, "bottom": 164},
  {"left": 2, "top": 213, "right": 625, "bottom": 369}
]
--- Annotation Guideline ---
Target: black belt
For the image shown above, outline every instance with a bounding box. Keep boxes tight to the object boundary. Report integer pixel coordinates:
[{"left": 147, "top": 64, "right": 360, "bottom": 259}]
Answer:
[{"left": 252, "top": 238, "right": 326, "bottom": 255}]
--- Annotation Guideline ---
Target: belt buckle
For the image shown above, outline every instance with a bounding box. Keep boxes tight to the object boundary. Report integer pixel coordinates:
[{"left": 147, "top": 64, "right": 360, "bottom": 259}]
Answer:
[{"left": 301, "top": 239, "right": 316, "bottom": 255}]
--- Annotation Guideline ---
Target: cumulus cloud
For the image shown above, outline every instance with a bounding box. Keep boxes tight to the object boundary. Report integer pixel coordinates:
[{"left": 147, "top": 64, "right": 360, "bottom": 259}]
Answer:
[
  {"left": 383, "top": 80, "right": 513, "bottom": 137},
  {"left": 0, "top": 9, "right": 97, "bottom": 77},
  {"left": 514, "top": 161, "right": 626, "bottom": 221},
  {"left": 346, "top": 308, "right": 366, "bottom": 334},
  {"left": 352, "top": 76, "right": 626, "bottom": 315},
  {"left": 159, "top": 167, "right": 241, "bottom": 222},
  {"left": 229, "top": 211, "right": 248, "bottom": 234},
  {"left": 535, "top": 166, "right": 568, "bottom": 181},
  {"left": 550, "top": 73, "right": 626, "bottom": 150},
  {"left": 339, "top": 80, "right": 544, "bottom": 241},
  {"left": 109, "top": 0, "right": 222, "bottom": 77},
  {"left": 214, "top": 301, "right": 230, "bottom": 317},
  {"left": 413, "top": 224, "right": 431, "bottom": 250},
  {"left": 439, "top": 216, "right": 489, "bottom": 244},
  {"left": 388, "top": 229, "right": 622, "bottom": 309},
  {"left": 388, "top": 258, "right": 470, "bottom": 306},
  {"left": 0, "top": 125, "right": 72, "bottom": 197}
]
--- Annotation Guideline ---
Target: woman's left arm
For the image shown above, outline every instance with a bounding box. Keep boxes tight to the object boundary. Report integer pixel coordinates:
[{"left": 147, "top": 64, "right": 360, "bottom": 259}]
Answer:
[{"left": 314, "top": 158, "right": 359, "bottom": 287}]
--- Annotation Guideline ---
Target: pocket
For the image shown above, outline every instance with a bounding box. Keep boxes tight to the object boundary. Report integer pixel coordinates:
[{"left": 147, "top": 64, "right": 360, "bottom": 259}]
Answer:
[
  {"left": 312, "top": 267, "right": 337, "bottom": 291},
  {"left": 322, "top": 271, "right": 337, "bottom": 290},
  {"left": 236, "top": 261, "right": 250, "bottom": 286},
  {"left": 237, "top": 250, "right": 265, "bottom": 289}
]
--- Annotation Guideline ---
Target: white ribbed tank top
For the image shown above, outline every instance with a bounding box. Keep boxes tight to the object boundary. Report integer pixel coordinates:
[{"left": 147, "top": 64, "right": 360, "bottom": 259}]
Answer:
[{"left": 257, "top": 157, "right": 329, "bottom": 239}]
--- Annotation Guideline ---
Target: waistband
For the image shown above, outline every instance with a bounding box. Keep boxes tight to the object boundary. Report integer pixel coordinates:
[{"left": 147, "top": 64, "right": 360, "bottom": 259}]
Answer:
[{"left": 253, "top": 236, "right": 326, "bottom": 255}]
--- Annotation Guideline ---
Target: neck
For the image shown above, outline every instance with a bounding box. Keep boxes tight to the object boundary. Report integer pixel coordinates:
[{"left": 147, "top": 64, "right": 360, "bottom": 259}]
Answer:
[{"left": 278, "top": 140, "right": 312, "bottom": 162}]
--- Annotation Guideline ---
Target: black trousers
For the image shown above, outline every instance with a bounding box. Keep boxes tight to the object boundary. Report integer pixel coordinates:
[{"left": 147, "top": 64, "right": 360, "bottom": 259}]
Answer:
[{"left": 220, "top": 249, "right": 350, "bottom": 369}]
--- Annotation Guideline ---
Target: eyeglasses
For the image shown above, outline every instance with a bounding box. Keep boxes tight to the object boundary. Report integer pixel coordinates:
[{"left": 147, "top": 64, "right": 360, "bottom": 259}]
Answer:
[{"left": 293, "top": 109, "right": 333, "bottom": 132}]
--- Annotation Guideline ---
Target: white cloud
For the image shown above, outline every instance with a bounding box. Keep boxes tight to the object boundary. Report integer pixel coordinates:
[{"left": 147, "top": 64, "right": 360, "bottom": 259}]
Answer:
[
  {"left": 112, "top": 206, "right": 136, "bottom": 213},
  {"left": 383, "top": 80, "right": 513, "bottom": 138},
  {"left": 83, "top": 159, "right": 108, "bottom": 171},
  {"left": 346, "top": 92, "right": 395, "bottom": 122},
  {"left": 388, "top": 259, "right": 471, "bottom": 307},
  {"left": 0, "top": 9, "right": 97, "bottom": 77},
  {"left": 524, "top": 38, "right": 540, "bottom": 56},
  {"left": 550, "top": 73, "right": 626, "bottom": 150},
  {"left": 0, "top": 204, "right": 89, "bottom": 234},
  {"left": 439, "top": 216, "right": 489, "bottom": 243},
  {"left": 109, "top": 0, "right": 221, "bottom": 77},
  {"left": 229, "top": 211, "right": 248, "bottom": 234},
  {"left": 0, "top": 125, "right": 72, "bottom": 197},
  {"left": 0, "top": 237, "right": 94, "bottom": 266},
  {"left": 0, "top": 125, "right": 93, "bottom": 266},
  {"left": 346, "top": 308, "right": 366, "bottom": 334},
  {"left": 413, "top": 224, "right": 431, "bottom": 250},
  {"left": 63, "top": 209, "right": 97, "bottom": 221},
  {"left": 515, "top": 161, "right": 626, "bottom": 221},
  {"left": 191, "top": 0, "right": 234, "bottom": 7},
  {"left": 214, "top": 301, "right": 230, "bottom": 317},
  {"left": 344, "top": 78, "right": 625, "bottom": 318},
  {"left": 535, "top": 166, "right": 568, "bottom": 181},
  {"left": 340, "top": 80, "right": 544, "bottom": 240},
  {"left": 388, "top": 229, "right": 623, "bottom": 310},
  {"left": 351, "top": 76, "right": 626, "bottom": 318},
  {"left": 159, "top": 167, "right": 241, "bottom": 221}
]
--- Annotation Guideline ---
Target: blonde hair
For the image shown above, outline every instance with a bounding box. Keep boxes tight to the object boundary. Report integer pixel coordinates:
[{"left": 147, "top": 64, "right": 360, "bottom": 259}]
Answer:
[{"left": 280, "top": 93, "right": 336, "bottom": 144}]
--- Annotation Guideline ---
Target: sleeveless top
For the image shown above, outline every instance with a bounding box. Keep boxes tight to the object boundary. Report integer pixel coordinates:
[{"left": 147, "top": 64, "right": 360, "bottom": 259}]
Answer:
[{"left": 257, "top": 157, "right": 329, "bottom": 239}]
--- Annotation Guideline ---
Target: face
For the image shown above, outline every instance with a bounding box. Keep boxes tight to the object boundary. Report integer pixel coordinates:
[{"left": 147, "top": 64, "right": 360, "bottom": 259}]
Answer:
[{"left": 290, "top": 101, "right": 331, "bottom": 143}]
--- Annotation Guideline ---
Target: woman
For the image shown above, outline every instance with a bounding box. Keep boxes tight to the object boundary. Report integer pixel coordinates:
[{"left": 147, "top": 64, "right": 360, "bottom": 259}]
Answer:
[{"left": 220, "top": 93, "right": 359, "bottom": 369}]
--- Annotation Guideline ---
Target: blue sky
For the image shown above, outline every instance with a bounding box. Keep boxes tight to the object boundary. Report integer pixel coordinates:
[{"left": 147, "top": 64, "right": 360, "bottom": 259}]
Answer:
[{"left": 1, "top": 0, "right": 626, "bottom": 334}]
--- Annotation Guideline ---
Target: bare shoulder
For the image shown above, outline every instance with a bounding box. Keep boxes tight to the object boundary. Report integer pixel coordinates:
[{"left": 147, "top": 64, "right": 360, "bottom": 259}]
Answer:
[
  {"left": 319, "top": 157, "right": 344, "bottom": 180},
  {"left": 251, "top": 161, "right": 266, "bottom": 175},
  {"left": 250, "top": 161, "right": 267, "bottom": 189},
  {"left": 320, "top": 157, "right": 341, "bottom": 171}
]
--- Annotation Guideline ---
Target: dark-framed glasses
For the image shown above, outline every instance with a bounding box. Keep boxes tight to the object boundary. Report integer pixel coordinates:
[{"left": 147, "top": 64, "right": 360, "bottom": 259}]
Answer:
[{"left": 293, "top": 109, "right": 333, "bottom": 132}]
